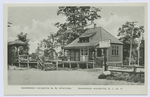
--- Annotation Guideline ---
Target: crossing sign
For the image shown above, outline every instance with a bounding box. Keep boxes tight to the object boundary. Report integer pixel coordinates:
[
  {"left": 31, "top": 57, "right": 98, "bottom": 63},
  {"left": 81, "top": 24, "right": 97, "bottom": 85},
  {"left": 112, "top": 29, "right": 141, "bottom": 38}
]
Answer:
[{"left": 99, "top": 40, "right": 111, "bottom": 48}]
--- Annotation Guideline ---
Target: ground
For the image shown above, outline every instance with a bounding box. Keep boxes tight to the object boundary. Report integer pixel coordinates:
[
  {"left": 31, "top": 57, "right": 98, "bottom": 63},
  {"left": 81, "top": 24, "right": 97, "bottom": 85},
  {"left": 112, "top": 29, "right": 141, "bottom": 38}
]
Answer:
[{"left": 8, "top": 67, "right": 144, "bottom": 85}]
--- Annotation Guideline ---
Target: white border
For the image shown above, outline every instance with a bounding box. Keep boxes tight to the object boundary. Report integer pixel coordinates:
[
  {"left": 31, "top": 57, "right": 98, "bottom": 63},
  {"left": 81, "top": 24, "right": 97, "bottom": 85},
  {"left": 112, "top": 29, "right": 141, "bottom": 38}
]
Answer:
[{"left": 1, "top": 0, "right": 150, "bottom": 97}]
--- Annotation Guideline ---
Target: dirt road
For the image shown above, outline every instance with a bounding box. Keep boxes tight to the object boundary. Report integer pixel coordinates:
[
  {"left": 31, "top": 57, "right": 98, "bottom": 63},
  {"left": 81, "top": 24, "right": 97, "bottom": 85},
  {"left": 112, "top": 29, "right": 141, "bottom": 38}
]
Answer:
[{"left": 8, "top": 68, "right": 143, "bottom": 85}]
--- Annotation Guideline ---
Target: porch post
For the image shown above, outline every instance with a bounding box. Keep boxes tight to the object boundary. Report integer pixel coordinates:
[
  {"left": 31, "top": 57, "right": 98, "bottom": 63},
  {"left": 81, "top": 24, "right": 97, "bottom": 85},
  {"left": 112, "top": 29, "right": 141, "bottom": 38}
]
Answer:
[
  {"left": 77, "top": 63, "right": 79, "bottom": 68},
  {"left": 62, "top": 63, "right": 64, "bottom": 68},
  {"left": 95, "top": 48, "right": 97, "bottom": 58},
  {"left": 17, "top": 47, "right": 20, "bottom": 67},
  {"left": 69, "top": 63, "right": 71, "bottom": 68}
]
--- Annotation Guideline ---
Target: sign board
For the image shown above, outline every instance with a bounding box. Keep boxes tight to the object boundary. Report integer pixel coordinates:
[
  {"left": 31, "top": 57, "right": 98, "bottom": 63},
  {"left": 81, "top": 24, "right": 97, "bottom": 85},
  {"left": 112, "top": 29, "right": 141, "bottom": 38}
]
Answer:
[
  {"left": 99, "top": 40, "right": 111, "bottom": 48},
  {"left": 39, "top": 42, "right": 47, "bottom": 51}
]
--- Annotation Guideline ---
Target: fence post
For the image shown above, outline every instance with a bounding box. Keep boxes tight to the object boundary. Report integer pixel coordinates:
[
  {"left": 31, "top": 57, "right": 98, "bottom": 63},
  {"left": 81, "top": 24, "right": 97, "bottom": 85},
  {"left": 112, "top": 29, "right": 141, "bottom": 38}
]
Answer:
[
  {"left": 93, "top": 60, "right": 94, "bottom": 69},
  {"left": 37, "top": 61, "right": 39, "bottom": 69},
  {"left": 133, "top": 66, "right": 137, "bottom": 74},
  {"left": 56, "top": 59, "right": 58, "bottom": 70},
  {"left": 133, "top": 66, "right": 137, "bottom": 82},
  {"left": 27, "top": 56, "right": 29, "bottom": 69},
  {"left": 69, "top": 63, "right": 71, "bottom": 68},
  {"left": 62, "top": 63, "right": 64, "bottom": 68},
  {"left": 18, "top": 55, "right": 20, "bottom": 67},
  {"left": 43, "top": 56, "right": 45, "bottom": 71}
]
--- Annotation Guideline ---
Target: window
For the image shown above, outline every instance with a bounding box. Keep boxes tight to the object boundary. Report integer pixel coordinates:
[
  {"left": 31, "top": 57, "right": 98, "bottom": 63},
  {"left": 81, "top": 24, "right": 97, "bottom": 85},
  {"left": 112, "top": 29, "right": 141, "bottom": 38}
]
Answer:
[
  {"left": 112, "top": 46, "right": 119, "bottom": 56},
  {"left": 85, "top": 49, "right": 88, "bottom": 55},
  {"left": 79, "top": 37, "right": 89, "bottom": 43},
  {"left": 81, "top": 48, "right": 88, "bottom": 55},
  {"left": 81, "top": 49, "right": 84, "bottom": 55}
]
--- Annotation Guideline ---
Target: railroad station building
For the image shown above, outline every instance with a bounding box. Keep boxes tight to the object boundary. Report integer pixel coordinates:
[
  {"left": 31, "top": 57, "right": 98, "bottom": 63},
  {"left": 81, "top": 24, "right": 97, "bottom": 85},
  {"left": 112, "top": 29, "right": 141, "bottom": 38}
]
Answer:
[{"left": 64, "top": 27, "right": 123, "bottom": 67}]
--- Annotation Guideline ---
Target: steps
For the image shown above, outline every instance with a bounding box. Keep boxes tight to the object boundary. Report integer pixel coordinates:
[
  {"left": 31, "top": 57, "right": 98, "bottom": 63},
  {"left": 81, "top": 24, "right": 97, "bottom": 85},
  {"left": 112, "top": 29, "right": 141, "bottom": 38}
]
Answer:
[
  {"left": 94, "top": 57, "right": 103, "bottom": 68},
  {"left": 37, "top": 56, "right": 56, "bottom": 70}
]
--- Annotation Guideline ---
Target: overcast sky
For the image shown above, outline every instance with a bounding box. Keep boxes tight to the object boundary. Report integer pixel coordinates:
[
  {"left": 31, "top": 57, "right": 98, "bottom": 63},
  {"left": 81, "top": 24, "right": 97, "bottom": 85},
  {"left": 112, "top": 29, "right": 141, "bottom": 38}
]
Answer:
[{"left": 8, "top": 6, "right": 145, "bottom": 54}]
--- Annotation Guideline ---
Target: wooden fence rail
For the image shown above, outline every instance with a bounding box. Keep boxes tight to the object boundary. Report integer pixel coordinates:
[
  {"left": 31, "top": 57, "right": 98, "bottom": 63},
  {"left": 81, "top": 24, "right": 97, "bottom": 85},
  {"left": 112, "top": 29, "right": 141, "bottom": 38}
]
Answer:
[{"left": 108, "top": 65, "right": 145, "bottom": 74}]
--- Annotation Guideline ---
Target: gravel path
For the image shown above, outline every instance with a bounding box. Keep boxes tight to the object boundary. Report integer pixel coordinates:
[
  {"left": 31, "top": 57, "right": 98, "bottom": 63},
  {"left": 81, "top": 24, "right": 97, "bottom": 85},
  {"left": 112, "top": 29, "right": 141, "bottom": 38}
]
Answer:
[{"left": 8, "top": 68, "right": 144, "bottom": 85}]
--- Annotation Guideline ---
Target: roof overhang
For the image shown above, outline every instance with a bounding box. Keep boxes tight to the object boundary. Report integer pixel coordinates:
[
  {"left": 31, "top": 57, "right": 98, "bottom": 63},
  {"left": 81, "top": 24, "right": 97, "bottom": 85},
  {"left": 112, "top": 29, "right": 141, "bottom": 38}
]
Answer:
[{"left": 64, "top": 46, "right": 94, "bottom": 49}]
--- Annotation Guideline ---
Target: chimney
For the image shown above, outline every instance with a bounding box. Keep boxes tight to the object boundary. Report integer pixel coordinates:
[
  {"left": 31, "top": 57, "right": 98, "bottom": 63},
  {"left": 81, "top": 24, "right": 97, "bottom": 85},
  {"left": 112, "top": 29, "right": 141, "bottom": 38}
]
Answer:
[{"left": 94, "top": 23, "right": 96, "bottom": 28}]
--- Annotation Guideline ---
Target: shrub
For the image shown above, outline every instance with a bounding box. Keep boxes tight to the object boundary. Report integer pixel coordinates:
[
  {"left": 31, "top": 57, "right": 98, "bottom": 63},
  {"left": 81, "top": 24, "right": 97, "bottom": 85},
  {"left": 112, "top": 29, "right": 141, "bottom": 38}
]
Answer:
[
  {"left": 98, "top": 73, "right": 107, "bottom": 79},
  {"left": 123, "top": 57, "right": 129, "bottom": 65},
  {"left": 104, "top": 72, "right": 144, "bottom": 83}
]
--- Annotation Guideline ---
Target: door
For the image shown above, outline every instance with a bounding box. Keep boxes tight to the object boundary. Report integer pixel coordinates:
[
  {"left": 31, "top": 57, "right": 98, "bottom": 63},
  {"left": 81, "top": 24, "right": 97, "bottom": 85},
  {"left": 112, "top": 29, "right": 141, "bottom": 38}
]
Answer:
[{"left": 80, "top": 48, "right": 88, "bottom": 62}]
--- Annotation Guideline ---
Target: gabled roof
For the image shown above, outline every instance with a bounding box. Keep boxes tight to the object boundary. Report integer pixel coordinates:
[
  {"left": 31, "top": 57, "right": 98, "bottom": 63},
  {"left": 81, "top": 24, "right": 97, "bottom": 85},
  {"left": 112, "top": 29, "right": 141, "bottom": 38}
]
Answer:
[{"left": 64, "top": 27, "right": 123, "bottom": 49}]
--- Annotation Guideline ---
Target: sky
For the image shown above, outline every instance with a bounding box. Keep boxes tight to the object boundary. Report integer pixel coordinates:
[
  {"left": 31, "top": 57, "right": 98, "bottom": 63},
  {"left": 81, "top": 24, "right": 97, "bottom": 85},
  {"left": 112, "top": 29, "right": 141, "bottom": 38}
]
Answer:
[{"left": 8, "top": 6, "right": 145, "bottom": 54}]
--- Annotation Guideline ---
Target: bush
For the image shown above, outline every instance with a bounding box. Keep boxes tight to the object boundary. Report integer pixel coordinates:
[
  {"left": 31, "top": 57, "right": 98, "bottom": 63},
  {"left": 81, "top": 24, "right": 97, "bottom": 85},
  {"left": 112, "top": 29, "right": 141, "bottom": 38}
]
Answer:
[
  {"left": 98, "top": 73, "right": 107, "bottom": 79},
  {"left": 104, "top": 72, "right": 144, "bottom": 83},
  {"left": 123, "top": 57, "right": 129, "bottom": 65}
]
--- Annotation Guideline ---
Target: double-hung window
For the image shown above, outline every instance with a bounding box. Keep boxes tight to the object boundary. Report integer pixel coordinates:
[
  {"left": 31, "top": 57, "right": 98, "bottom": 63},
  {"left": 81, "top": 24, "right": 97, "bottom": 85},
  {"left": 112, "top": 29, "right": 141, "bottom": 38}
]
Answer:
[{"left": 112, "top": 46, "right": 119, "bottom": 56}]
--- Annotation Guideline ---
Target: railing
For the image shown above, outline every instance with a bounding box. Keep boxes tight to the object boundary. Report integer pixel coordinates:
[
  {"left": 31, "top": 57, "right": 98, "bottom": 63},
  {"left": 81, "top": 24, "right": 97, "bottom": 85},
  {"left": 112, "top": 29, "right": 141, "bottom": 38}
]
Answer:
[
  {"left": 107, "top": 61, "right": 123, "bottom": 66},
  {"left": 37, "top": 56, "right": 44, "bottom": 70},
  {"left": 94, "top": 57, "right": 103, "bottom": 68},
  {"left": 19, "top": 55, "right": 29, "bottom": 62},
  {"left": 108, "top": 65, "right": 145, "bottom": 74}
]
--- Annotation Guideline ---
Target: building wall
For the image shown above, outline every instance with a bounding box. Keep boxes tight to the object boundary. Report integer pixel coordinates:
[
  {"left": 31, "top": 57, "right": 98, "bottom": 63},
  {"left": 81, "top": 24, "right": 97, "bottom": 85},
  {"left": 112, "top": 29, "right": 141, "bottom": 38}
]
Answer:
[
  {"left": 107, "top": 44, "right": 123, "bottom": 62},
  {"left": 66, "top": 49, "right": 80, "bottom": 61}
]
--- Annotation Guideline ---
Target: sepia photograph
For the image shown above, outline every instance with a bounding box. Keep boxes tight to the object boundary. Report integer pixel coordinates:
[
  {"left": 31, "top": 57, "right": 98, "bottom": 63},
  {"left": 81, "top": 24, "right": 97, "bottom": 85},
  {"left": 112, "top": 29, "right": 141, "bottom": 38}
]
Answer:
[{"left": 3, "top": 3, "right": 147, "bottom": 95}]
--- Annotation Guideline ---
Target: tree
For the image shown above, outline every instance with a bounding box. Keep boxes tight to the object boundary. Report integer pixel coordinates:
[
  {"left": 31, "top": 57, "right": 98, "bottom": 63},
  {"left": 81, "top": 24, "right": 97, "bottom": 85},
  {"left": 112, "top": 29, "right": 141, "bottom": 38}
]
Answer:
[
  {"left": 17, "top": 32, "right": 30, "bottom": 55},
  {"left": 118, "top": 22, "right": 144, "bottom": 66},
  {"left": 55, "top": 6, "right": 101, "bottom": 45},
  {"left": 39, "top": 33, "right": 58, "bottom": 59}
]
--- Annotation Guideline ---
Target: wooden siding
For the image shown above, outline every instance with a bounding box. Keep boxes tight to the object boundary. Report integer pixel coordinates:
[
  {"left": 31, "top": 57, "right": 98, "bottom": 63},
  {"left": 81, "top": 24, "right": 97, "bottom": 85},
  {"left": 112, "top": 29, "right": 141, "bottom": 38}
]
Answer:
[{"left": 107, "top": 44, "right": 123, "bottom": 62}]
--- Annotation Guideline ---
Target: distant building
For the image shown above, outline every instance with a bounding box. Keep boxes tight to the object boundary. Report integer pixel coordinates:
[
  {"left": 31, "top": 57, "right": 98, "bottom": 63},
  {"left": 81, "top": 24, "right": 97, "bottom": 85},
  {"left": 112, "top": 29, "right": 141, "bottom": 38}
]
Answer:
[{"left": 64, "top": 27, "right": 123, "bottom": 67}]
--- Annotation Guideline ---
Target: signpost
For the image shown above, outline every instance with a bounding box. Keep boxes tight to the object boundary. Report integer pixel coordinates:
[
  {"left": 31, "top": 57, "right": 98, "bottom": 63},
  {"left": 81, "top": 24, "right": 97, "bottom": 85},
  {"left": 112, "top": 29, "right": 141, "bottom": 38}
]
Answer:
[
  {"left": 99, "top": 40, "right": 110, "bottom": 71},
  {"left": 99, "top": 40, "right": 111, "bottom": 48}
]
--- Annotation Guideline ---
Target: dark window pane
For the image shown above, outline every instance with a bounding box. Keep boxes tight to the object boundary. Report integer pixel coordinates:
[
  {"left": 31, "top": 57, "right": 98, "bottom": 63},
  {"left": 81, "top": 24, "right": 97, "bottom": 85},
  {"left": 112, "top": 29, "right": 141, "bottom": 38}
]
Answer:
[{"left": 97, "top": 48, "right": 102, "bottom": 57}]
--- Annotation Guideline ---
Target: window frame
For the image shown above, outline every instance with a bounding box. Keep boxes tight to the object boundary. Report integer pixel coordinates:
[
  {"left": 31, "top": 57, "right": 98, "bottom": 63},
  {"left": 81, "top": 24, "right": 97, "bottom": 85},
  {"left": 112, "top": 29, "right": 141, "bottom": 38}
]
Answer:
[
  {"left": 112, "top": 45, "right": 119, "bottom": 56},
  {"left": 81, "top": 48, "right": 88, "bottom": 56}
]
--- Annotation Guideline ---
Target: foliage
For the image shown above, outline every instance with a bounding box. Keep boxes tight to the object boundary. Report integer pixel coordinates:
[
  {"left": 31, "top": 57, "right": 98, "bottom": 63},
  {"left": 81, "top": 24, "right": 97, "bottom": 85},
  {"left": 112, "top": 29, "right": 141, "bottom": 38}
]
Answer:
[
  {"left": 17, "top": 32, "right": 30, "bottom": 55},
  {"left": 8, "top": 32, "right": 29, "bottom": 65},
  {"left": 39, "top": 33, "right": 58, "bottom": 59},
  {"left": 8, "top": 46, "right": 17, "bottom": 65},
  {"left": 118, "top": 22, "right": 144, "bottom": 65},
  {"left": 98, "top": 73, "right": 107, "bottom": 79},
  {"left": 139, "top": 40, "right": 145, "bottom": 66},
  {"left": 55, "top": 6, "right": 101, "bottom": 45},
  {"left": 58, "top": 56, "right": 68, "bottom": 61},
  {"left": 29, "top": 53, "right": 37, "bottom": 60},
  {"left": 106, "top": 72, "right": 144, "bottom": 83}
]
